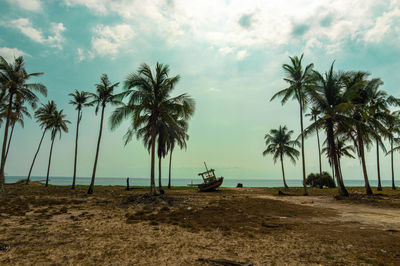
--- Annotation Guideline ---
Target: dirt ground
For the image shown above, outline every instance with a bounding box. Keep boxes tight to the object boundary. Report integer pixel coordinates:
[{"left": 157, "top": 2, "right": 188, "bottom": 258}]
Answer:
[{"left": 1, "top": 183, "right": 400, "bottom": 265}]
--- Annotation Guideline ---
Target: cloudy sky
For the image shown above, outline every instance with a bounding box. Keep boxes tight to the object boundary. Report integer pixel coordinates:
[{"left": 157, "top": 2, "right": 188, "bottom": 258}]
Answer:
[{"left": 1, "top": 0, "right": 400, "bottom": 183}]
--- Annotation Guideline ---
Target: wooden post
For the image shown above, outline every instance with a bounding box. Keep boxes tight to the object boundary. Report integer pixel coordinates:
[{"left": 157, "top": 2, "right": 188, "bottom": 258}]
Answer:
[{"left": 126, "top": 177, "right": 130, "bottom": 191}]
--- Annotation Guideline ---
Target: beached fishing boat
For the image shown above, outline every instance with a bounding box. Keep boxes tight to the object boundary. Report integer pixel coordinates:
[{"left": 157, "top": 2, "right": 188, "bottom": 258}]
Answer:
[{"left": 197, "top": 162, "right": 224, "bottom": 192}]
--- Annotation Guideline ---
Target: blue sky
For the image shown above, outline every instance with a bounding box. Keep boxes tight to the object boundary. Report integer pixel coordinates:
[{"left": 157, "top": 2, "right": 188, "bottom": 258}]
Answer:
[{"left": 1, "top": 0, "right": 400, "bottom": 183}]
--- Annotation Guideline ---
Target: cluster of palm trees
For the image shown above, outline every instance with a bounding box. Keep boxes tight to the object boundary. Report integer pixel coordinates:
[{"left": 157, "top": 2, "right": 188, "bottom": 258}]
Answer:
[
  {"left": 0, "top": 56, "right": 195, "bottom": 196},
  {"left": 266, "top": 54, "right": 400, "bottom": 196}
]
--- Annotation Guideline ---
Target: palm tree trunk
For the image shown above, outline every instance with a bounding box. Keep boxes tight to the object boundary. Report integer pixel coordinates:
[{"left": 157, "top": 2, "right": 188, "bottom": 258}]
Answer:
[
  {"left": 168, "top": 148, "right": 173, "bottom": 189},
  {"left": 158, "top": 156, "right": 164, "bottom": 194},
  {"left": 376, "top": 139, "right": 382, "bottom": 191},
  {"left": 280, "top": 154, "right": 289, "bottom": 189},
  {"left": 357, "top": 131, "right": 373, "bottom": 195},
  {"left": 88, "top": 106, "right": 105, "bottom": 194},
  {"left": 150, "top": 131, "right": 157, "bottom": 195},
  {"left": 327, "top": 119, "right": 348, "bottom": 196},
  {"left": 391, "top": 138, "right": 396, "bottom": 190},
  {"left": 316, "top": 123, "right": 322, "bottom": 175},
  {"left": 46, "top": 136, "right": 55, "bottom": 187},
  {"left": 0, "top": 92, "right": 14, "bottom": 194},
  {"left": 72, "top": 110, "right": 80, "bottom": 189},
  {"left": 4, "top": 122, "right": 15, "bottom": 164},
  {"left": 27, "top": 130, "right": 47, "bottom": 184},
  {"left": 299, "top": 101, "right": 307, "bottom": 195}
]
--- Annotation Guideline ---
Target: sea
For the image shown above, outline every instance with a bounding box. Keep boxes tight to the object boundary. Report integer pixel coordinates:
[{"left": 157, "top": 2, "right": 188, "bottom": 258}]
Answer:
[{"left": 4, "top": 176, "right": 396, "bottom": 188}]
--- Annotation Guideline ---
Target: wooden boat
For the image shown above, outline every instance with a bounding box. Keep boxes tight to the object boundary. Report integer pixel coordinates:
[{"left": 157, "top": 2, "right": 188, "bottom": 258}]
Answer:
[{"left": 197, "top": 162, "right": 224, "bottom": 192}]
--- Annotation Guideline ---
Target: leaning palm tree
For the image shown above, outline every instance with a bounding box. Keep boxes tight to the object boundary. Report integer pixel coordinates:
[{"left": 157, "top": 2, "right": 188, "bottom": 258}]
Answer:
[
  {"left": 263, "top": 125, "right": 300, "bottom": 189},
  {"left": 87, "top": 74, "right": 120, "bottom": 194},
  {"left": 69, "top": 90, "right": 92, "bottom": 189},
  {"left": 110, "top": 62, "right": 195, "bottom": 195},
  {"left": 26, "top": 101, "right": 57, "bottom": 184},
  {"left": 304, "top": 62, "right": 351, "bottom": 196},
  {"left": 4, "top": 97, "right": 32, "bottom": 163},
  {"left": 306, "top": 106, "right": 322, "bottom": 175},
  {"left": 271, "top": 54, "right": 314, "bottom": 195},
  {"left": 45, "top": 109, "right": 70, "bottom": 187},
  {"left": 0, "top": 56, "right": 46, "bottom": 193}
]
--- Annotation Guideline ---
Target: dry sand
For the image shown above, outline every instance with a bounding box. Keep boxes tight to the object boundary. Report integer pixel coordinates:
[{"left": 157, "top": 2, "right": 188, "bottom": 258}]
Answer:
[{"left": 1, "top": 183, "right": 400, "bottom": 265}]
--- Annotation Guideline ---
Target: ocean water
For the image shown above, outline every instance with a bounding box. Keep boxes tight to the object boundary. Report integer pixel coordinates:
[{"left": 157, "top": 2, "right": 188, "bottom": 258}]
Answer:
[{"left": 5, "top": 176, "right": 396, "bottom": 188}]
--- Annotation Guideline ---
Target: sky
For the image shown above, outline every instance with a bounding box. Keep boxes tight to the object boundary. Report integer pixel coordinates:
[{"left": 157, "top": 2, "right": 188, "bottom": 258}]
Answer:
[{"left": 1, "top": 0, "right": 400, "bottom": 183}]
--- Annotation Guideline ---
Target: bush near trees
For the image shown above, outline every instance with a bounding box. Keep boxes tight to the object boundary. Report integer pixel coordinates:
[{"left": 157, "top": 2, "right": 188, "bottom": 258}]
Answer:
[{"left": 306, "top": 172, "right": 336, "bottom": 188}]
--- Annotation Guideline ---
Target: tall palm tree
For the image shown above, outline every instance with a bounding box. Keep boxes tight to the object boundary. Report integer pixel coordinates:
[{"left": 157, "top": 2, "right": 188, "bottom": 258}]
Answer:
[
  {"left": 304, "top": 62, "right": 351, "bottom": 196},
  {"left": 0, "top": 56, "right": 46, "bottom": 193},
  {"left": 386, "top": 112, "right": 400, "bottom": 190},
  {"left": 343, "top": 72, "right": 386, "bottom": 195},
  {"left": 167, "top": 118, "right": 188, "bottom": 189},
  {"left": 263, "top": 125, "right": 300, "bottom": 189},
  {"left": 26, "top": 101, "right": 57, "bottom": 184},
  {"left": 306, "top": 106, "right": 322, "bottom": 175},
  {"left": 69, "top": 90, "right": 92, "bottom": 189},
  {"left": 157, "top": 123, "right": 168, "bottom": 194},
  {"left": 4, "top": 97, "right": 32, "bottom": 163},
  {"left": 45, "top": 108, "right": 70, "bottom": 187},
  {"left": 271, "top": 54, "right": 314, "bottom": 195},
  {"left": 87, "top": 74, "right": 120, "bottom": 194},
  {"left": 110, "top": 63, "right": 195, "bottom": 195}
]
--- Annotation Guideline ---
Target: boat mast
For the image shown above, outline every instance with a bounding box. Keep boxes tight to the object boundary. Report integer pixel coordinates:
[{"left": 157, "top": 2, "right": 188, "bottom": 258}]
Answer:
[{"left": 204, "top": 162, "right": 209, "bottom": 172}]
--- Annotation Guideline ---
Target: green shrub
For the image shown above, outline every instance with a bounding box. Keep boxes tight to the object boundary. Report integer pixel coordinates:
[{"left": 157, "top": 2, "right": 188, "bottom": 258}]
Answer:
[{"left": 306, "top": 171, "right": 336, "bottom": 188}]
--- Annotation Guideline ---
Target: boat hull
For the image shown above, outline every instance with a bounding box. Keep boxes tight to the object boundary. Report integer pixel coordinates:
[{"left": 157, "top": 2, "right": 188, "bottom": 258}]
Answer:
[{"left": 198, "top": 177, "right": 224, "bottom": 192}]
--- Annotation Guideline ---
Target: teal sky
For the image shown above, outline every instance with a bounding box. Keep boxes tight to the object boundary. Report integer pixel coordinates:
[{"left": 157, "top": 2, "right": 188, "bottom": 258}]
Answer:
[{"left": 1, "top": 0, "right": 400, "bottom": 182}]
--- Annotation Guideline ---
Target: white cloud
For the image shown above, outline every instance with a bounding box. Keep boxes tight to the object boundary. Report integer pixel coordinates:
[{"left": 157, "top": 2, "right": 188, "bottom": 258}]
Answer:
[
  {"left": 207, "top": 87, "right": 220, "bottom": 92},
  {"left": 364, "top": 8, "right": 400, "bottom": 44},
  {"left": 236, "top": 50, "right": 248, "bottom": 60},
  {"left": 6, "top": 0, "right": 42, "bottom": 12},
  {"left": 64, "top": 0, "right": 399, "bottom": 52},
  {"left": 78, "top": 24, "right": 135, "bottom": 60},
  {"left": 0, "top": 47, "right": 29, "bottom": 62},
  {"left": 9, "top": 18, "right": 66, "bottom": 49}
]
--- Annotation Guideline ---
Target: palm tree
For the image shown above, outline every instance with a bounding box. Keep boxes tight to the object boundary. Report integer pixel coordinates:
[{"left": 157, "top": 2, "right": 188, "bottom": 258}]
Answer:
[
  {"left": 0, "top": 56, "right": 46, "bottom": 193},
  {"left": 4, "top": 97, "right": 32, "bottom": 163},
  {"left": 306, "top": 106, "right": 322, "bottom": 175},
  {"left": 26, "top": 101, "right": 57, "bottom": 184},
  {"left": 263, "top": 125, "right": 300, "bottom": 189},
  {"left": 167, "top": 118, "right": 189, "bottom": 189},
  {"left": 110, "top": 63, "right": 195, "bottom": 195},
  {"left": 271, "top": 54, "right": 314, "bottom": 195},
  {"left": 87, "top": 74, "right": 120, "bottom": 194},
  {"left": 45, "top": 108, "right": 70, "bottom": 187},
  {"left": 343, "top": 72, "right": 386, "bottom": 195},
  {"left": 304, "top": 62, "right": 351, "bottom": 196},
  {"left": 386, "top": 112, "right": 400, "bottom": 190},
  {"left": 69, "top": 90, "right": 92, "bottom": 189},
  {"left": 322, "top": 136, "right": 356, "bottom": 180},
  {"left": 157, "top": 123, "right": 168, "bottom": 194}
]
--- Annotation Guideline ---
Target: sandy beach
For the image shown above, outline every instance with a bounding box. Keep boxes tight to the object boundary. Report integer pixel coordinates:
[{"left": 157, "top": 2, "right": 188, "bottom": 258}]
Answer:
[{"left": 1, "top": 183, "right": 400, "bottom": 265}]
